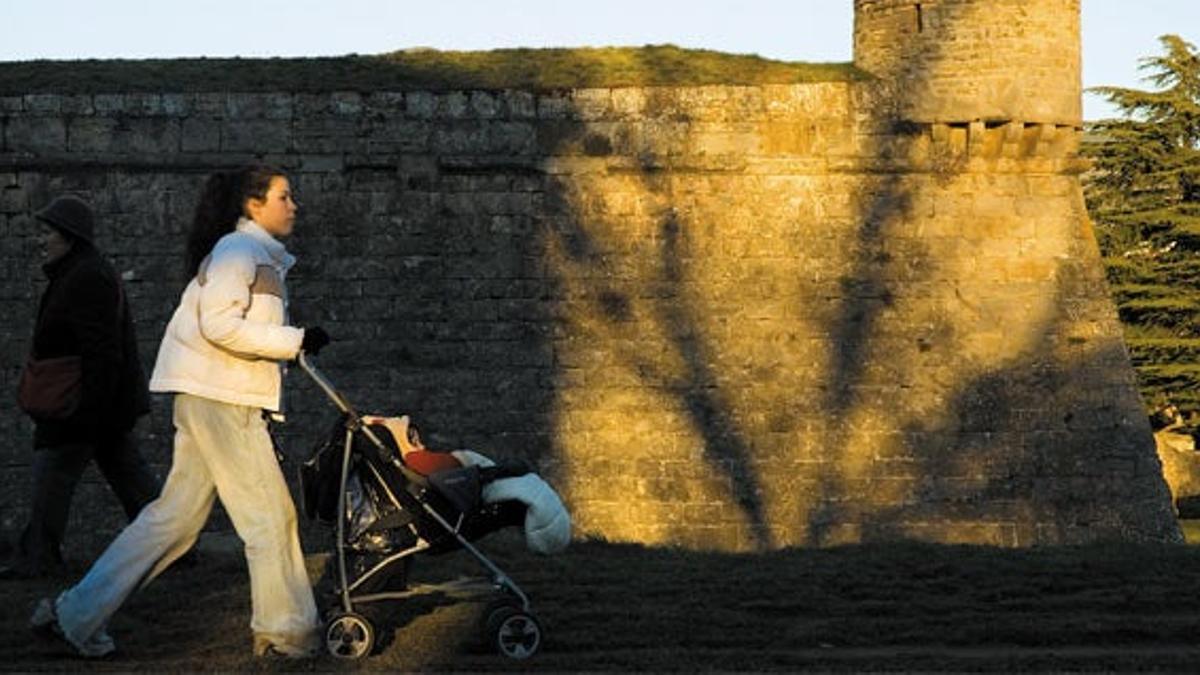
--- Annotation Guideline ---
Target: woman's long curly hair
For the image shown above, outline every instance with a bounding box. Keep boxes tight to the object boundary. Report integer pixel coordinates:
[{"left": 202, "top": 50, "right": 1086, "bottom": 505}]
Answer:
[{"left": 185, "top": 165, "right": 284, "bottom": 277}]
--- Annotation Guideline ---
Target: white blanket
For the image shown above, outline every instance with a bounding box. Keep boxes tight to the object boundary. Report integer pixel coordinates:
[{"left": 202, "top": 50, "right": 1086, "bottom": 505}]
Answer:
[{"left": 453, "top": 450, "right": 571, "bottom": 555}]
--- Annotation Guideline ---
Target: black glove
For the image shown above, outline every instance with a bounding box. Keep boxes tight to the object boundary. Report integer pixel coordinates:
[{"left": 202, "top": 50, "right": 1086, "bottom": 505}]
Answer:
[{"left": 300, "top": 326, "right": 330, "bottom": 356}]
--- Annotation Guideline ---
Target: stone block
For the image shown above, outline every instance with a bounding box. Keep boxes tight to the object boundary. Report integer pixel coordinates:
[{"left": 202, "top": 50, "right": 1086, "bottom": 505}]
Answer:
[
  {"left": 67, "top": 117, "right": 119, "bottom": 152},
  {"left": 24, "top": 94, "right": 61, "bottom": 114},
  {"left": 488, "top": 121, "right": 536, "bottom": 155},
  {"left": 439, "top": 91, "right": 470, "bottom": 118},
  {"left": 93, "top": 94, "right": 126, "bottom": 114},
  {"left": 571, "top": 89, "right": 611, "bottom": 120},
  {"left": 293, "top": 93, "right": 332, "bottom": 118},
  {"left": 405, "top": 91, "right": 437, "bottom": 119},
  {"left": 181, "top": 118, "right": 221, "bottom": 152},
  {"left": 292, "top": 117, "right": 362, "bottom": 154},
  {"left": 5, "top": 116, "right": 66, "bottom": 153},
  {"left": 124, "top": 94, "right": 163, "bottom": 116},
  {"left": 296, "top": 154, "right": 345, "bottom": 172},
  {"left": 365, "top": 119, "right": 430, "bottom": 154},
  {"left": 71, "top": 117, "right": 181, "bottom": 155},
  {"left": 501, "top": 90, "right": 537, "bottom": 119},
  {"left": 161, "top": 94, "right": 188, "bottom": 116},
  {"left": 0, "top": 176, "right": 28, "bottom": 213},
  {"left": 226, "top": 93, "right": 293, "bottom": 119},
  {"left": 432, "top": 123, "right": 489, "bottom": 155},
  {"left": 536, "top": 95, "right": 572, "bottom": 120},
  {"left": 331, "top": 92, "right": 363, "bottom": 116},
  {"left": 610, "top": 88, "right": 645, "bottom": 118},
  {"left": 364, "top": 91, "right": 405, "bottom": 115},
  {"left": 222, "top": 119, "right": 291, "bottom": 153},
  {"left": 470, "top": 91, "right": 500, "bottom": 119},
  {"left": 189, "top": 93, "right": 227, "bottom": 117}
]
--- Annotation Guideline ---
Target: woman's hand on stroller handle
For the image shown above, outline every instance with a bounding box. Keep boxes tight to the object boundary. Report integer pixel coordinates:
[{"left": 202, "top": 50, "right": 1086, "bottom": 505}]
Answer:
[{"left": 300, "top": 326, "right": 330, "bottom": 355}]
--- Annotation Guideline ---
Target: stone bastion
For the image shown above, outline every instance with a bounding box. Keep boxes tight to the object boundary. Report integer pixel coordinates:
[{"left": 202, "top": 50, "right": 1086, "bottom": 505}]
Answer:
[{"left": 0, "top": 0, "right": 1180, "bottom": 552}]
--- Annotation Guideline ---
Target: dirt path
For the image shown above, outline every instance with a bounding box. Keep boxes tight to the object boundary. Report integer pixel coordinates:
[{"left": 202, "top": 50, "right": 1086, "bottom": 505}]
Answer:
[{"left": 6, "top": 538, "right": 1200, "bottom": 672}]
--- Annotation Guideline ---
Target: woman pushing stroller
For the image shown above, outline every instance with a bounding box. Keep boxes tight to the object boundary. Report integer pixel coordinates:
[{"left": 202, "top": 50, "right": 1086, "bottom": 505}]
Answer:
[{"left": 32, "top": 165, "right": 331, "bottom": 659}]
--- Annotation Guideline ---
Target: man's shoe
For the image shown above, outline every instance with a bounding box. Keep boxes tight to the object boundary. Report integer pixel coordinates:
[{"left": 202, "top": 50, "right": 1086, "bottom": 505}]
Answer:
[
  {"left": 30, "top": 597, "right": 116, "bottom": 658},
  {"left": 28, "top": 597, "right": 58, "bottom": 637}
]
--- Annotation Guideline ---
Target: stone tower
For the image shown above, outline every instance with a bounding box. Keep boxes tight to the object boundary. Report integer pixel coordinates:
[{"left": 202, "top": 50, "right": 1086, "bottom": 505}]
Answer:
[{"left": 853, "top": 0, "right": 1081, "bottom": 125}]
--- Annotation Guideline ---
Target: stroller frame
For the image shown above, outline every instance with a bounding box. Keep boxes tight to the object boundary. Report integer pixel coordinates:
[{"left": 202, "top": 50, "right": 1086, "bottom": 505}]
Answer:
[{"left": 297, "top": 353, "right": 540, "bottom": 659}]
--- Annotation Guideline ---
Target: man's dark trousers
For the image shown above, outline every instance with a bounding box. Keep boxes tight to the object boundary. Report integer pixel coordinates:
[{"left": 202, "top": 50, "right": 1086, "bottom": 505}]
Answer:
[{"left": 13, "top": 432, "right": 159, "bottom": 576}]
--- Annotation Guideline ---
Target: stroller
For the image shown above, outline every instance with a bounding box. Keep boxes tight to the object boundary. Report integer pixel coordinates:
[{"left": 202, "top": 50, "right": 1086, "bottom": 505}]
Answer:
[{"left": 296, "top": 353, "right": 546, "bottom": 660}]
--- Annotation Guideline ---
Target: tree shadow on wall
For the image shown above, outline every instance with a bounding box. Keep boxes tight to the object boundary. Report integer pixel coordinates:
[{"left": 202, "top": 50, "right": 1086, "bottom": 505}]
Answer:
[
  {"left": 810, "top": 0, "right": 1172, "bottom": 546},
  {"left": 860, "top": 269, "right": 1180, "bottom": 545},
  {"left": 539, "top": 186, "right": 774, "bottom": 549},
  {"left": 540, "top": 47, "right": 798, "bottom": 548},
  {"left": 802, "top": 168, "right": 928, "bottom": 546},
  {"left": 801, "top": 0, "right": 996, "bottom": 546}
]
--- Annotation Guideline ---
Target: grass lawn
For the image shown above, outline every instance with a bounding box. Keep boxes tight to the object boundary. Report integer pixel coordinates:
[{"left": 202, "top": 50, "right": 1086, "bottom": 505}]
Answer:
[
  {"left": 0, "top": 45, "right": 862, "bottom": 95},
  {"left": 5, "top": 525, "right": 1200, "bottom": 672}
]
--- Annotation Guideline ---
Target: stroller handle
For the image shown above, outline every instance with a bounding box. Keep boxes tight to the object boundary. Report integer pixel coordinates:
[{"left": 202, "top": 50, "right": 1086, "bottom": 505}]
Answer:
[
  {"left": 296, "top": 351, "right": 402, "bottom": 464},
  {"left": 296, "top": 351, "right": 356, "bottom": 415}
]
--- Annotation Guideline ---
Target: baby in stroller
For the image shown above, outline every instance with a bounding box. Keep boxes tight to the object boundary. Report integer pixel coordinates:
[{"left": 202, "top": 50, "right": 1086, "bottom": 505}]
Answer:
[
  {"left": 361, "top": 414, "right": 462, "bottom": 475},
  {"left": 358, "top": 413, "right": 571, "bottom": 556}
]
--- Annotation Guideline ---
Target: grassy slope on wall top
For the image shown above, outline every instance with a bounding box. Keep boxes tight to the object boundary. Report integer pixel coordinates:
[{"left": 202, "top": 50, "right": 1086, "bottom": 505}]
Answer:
[{"left": 0, "top": 45, "right": 862, "bottom": 95}]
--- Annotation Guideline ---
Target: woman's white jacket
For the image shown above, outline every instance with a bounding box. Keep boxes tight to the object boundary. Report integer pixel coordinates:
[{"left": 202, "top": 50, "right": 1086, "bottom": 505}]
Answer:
[{"left": 150, "top": 218, "right": 304, "bottom": 411}]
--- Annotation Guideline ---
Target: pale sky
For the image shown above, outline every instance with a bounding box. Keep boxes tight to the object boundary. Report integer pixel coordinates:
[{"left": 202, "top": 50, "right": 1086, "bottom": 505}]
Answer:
[{"left": 1, "top": 1, "right": 1196, "bottom": 121}]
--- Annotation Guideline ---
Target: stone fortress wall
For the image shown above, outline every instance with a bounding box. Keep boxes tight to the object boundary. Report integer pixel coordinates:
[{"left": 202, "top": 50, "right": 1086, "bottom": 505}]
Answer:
[{"left": 0, "top": 0, "right": 1180, "bottom": 553}]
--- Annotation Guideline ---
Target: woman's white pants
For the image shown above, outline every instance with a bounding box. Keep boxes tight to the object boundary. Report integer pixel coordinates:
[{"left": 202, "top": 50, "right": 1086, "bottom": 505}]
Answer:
[{"left": 54, "top": 393, "right": 319, "bottom": 653}]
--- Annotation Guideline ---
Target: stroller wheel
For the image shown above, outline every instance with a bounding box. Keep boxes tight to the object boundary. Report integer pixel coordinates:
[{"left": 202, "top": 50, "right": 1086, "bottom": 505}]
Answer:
[
  {"left": 484, "top": 605, "right": 542, "bottom": 660},
  {"left": 325, "top": 611, "right": 375, "bottom": 660}
]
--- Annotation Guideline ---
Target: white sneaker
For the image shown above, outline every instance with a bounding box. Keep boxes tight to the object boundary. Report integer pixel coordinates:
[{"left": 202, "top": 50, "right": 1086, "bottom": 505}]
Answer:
[
  {"left": 30, "top": 597, "right": 116, "bottom": 658},
  {"left": 253, "top": 631, "right": 321, "bottom": 658}
]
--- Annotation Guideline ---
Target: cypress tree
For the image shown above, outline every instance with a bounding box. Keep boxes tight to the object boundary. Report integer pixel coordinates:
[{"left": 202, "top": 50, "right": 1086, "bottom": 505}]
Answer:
[{"left": 1085, "top": 34, "right": 1200, "bottom": 419}]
